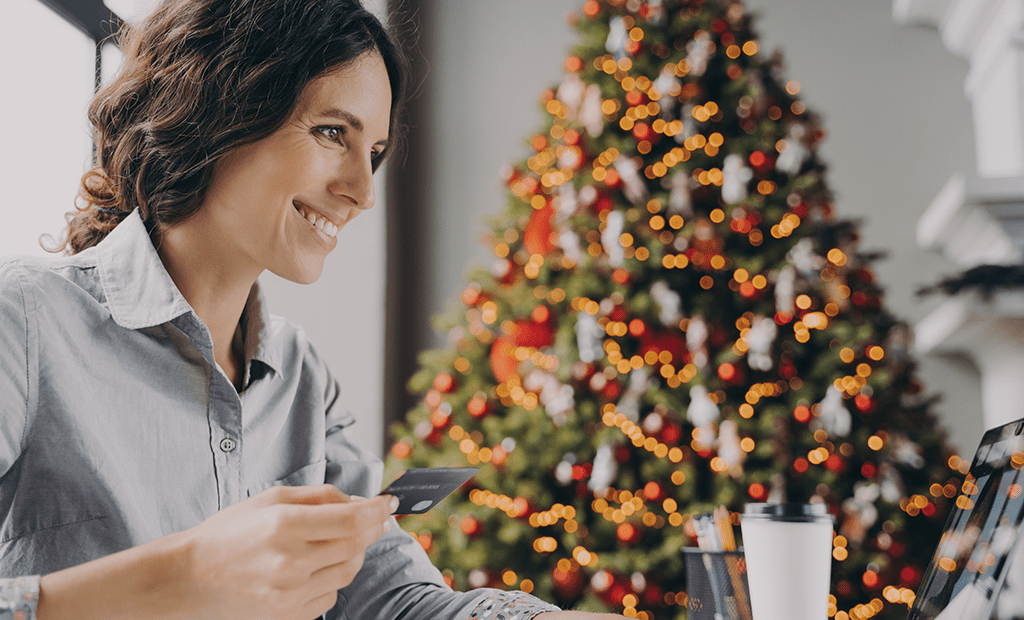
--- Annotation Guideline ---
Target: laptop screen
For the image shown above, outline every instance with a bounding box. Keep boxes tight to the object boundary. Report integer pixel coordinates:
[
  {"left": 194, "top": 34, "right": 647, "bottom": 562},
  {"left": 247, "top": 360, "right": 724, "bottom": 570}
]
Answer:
[{"left": 908, "top": 418, "right": 1024, "bottom": 620}]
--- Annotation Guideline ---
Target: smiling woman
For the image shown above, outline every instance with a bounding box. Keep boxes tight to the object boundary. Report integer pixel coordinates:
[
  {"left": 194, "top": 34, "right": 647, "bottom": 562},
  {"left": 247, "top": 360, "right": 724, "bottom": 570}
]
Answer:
[
  {"left": 0, "top": 1, "right": 617, "bottom": 619},
  {"left": 160, "top": 54, "right": 393, "bottom": 291}
]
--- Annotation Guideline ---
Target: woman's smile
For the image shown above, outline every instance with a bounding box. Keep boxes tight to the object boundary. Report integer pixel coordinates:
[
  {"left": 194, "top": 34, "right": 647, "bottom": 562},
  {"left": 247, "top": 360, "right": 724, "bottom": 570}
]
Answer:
[{"left": 294, "top": 200, "right": 341, "bottom": 239}]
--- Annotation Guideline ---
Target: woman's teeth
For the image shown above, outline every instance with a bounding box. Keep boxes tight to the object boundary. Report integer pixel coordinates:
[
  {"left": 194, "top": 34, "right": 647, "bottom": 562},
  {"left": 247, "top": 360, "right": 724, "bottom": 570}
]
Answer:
[{"left": 295, "top": 204, "right": 339, "bottom": 238}]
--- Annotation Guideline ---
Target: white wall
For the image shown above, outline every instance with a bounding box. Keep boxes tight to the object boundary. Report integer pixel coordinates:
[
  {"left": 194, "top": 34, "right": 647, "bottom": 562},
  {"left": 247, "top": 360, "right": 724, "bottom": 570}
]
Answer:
[
  {"left": 0, "top": 0, "right": 95, "bottom": 257},
  {"left": 420, "top": 0, "right": 982, "bottom": 453}
]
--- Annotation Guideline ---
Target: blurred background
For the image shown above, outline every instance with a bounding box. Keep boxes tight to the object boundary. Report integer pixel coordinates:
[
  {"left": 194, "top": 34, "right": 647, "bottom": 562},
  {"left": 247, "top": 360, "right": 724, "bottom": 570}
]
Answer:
[{"left": 0, "top": 0, "right": 984, "bottom": 456}]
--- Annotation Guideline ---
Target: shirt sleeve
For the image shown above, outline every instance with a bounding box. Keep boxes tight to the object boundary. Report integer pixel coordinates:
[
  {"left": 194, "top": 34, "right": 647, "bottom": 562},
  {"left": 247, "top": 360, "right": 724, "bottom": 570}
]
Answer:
[
  {"left": 316, "top": 357, "right": 561, "bottom": 620},
  {"left": 0, "top": 577, "right": 40, "bottom": 620},
  {"left": 0, "top": 265, "right": 43, "bottom": 604},
  {"left": 0, "top": 262, "right": 34, "bottom": 478}
]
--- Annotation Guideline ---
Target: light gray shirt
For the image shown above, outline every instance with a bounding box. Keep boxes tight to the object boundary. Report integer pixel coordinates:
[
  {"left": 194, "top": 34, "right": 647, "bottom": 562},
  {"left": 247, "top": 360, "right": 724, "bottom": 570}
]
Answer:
[{"left": 0, "top": 210, "right": 559, "bottom": 619}]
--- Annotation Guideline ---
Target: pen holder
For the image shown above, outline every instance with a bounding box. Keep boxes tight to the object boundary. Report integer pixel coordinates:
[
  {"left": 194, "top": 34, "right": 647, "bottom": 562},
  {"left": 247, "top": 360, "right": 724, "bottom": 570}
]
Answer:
[{"left": 683, "top": 548, "right": 751, "bottom": 620}]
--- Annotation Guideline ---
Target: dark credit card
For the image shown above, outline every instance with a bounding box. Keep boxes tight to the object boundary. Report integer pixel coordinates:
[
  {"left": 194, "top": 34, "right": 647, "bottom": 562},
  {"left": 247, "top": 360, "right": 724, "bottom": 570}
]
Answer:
[{"left": 380, "top": 467, "right": 479, "bottom": 514}]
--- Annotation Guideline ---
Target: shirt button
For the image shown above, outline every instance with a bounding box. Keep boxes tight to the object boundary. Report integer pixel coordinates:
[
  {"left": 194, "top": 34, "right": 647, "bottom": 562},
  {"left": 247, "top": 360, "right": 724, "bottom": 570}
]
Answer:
[{"left": 219, "top": 437, "right": 237, "bottom": 452}]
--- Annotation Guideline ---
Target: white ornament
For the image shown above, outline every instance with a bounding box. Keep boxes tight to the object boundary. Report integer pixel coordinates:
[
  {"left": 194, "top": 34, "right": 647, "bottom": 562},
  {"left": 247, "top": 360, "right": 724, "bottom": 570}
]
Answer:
[
  {"left": 775, "top": 266, "right": 795, "bottom": 315},
  {"left": 717, "top": 419, "right": 744, "bottom": 476},
  {"left": 575, "top": 312, "right": 603, "bottom": 363},
  {"left": 878, "top": 462, "right": 905, "bottom": 504},
  {"left": 468, "top": 569, "right": 489, "bottom": 589},
  {"left": 686, "top": 31, "right": 714, "bottom": 77},
  {"left": 646, "top": 0, "right": 666, "bottom": 24},
  {"left": 653, "top": 65, "right": 680, "bottom": 116},
  {"left": 668, "top": 171, "right": 693, "bottom": 217},
  {"left": 840, "top": 482, "right": 880, "bottom": 546},
  {"left": 787, "top": 237, "right": 824, "bottom": 276},
  {"left": 687, "top": 315, "right": 709, "bottom": 369},
  {"left": 579, "top": 85, "right": 605, "bottom": 138},
  {"left": 617, "top": 367, "right": 649, "bottom": 422},
  {"left": 525, "top": 369, "right": 575, "bottom": 424},
  {"left": 557, "top": 72, "right": 586, "bottom": 120},
  {"left": 614, "top": 155, "right": 649, "bottom": 204},
  {"left": 650, "top": 281, "right": 682, "bottom": 327},
  {"left": 558, "top": 228, "right": 583, "bottom": 264},
  {"left": 554, "top": 183, "right": 579, "bottom": 220},
  {"left": 721, "top": 153, "right": 752, "bottom": 204},
  {"left": 543, "top": 382, "right": 575, "bottom": 423},
  {"left": 889, "top": 433, "right": 925, "bottom": 469},
  {"left": 578, "top": 184, "right": 598, "bottom": 207},
  {"left": 817, "top": 386, "right": 852, "bottom": 437},
  {"left": 677, "top": 104, "right": 698, "bottom": 143},
  {"left": 555, "top": 459, "right": 574, "bottom": 485},
  {"left": 589, "top": 443, "right": 618, "bottom": 494},
  {"left": 746, "top": 316, "right": 777, "bottom": 371},
  {"left": 606, "top": 16, "right": 630, "bottom": 60},
  {"left": 776, "top": 123, "right": 809, "bottom": 175},
  {"left": 601, "top": 210, "right": 625, "bottom": 267},
  {"left": 558, "top": 146, "right": 582, "bottom": 171},
  {"left": 686, "top": 385, "right": 719, "bottom": 429},
  {"left": 642, "top": 412, "right": 664, "bottom": 435}
]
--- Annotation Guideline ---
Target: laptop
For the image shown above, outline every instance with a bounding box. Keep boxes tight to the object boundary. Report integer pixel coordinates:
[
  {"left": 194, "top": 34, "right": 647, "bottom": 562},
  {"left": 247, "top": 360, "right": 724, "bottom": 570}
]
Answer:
[{"left": 908, "top": 417, "right": 1024, "bottom": 620}]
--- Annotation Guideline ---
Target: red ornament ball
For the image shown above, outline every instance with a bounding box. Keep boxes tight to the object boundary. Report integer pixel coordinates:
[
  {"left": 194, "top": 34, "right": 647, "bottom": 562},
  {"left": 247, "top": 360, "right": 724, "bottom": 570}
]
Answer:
[
  {"left": 617, "top": 522, "right": 642, "bottom": 545},
  {"left": 523, "top": 204, "right": 556, "bottom": 256},
  {"left": 460, "top": 516, "right": 483, "bottom": 537},
  {"left": 433, "top": 372, "right": 457, "bottom": 393}
]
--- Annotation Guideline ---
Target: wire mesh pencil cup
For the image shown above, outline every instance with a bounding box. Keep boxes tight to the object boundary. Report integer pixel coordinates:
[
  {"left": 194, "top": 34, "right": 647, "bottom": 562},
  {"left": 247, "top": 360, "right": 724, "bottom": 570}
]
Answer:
[{"left": 683, "top": 548, "right": 752, "bottom": 620}]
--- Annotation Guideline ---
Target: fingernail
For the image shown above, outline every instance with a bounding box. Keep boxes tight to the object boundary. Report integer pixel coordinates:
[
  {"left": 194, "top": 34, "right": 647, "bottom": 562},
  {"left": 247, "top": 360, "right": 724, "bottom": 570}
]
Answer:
[{"left": 389, "top": 496, "right": 400, "bottom": 514}]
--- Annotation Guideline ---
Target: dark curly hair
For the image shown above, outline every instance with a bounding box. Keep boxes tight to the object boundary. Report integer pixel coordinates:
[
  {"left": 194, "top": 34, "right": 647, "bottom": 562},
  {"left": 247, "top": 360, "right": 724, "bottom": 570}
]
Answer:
[{"left": 55, "top": 0, "right": 409, "bottom": 254}]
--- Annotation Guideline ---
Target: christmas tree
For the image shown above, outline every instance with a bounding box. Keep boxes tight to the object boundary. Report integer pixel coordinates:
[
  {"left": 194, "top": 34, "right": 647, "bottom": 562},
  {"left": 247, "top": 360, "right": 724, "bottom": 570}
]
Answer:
[{"left": 385, "top": 1, "right": 965, "bottom": 618}]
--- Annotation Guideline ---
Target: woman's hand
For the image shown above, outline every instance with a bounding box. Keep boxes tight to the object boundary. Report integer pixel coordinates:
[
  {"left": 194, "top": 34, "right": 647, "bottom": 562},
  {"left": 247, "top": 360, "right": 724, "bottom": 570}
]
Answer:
[
  {"left": 176, "top": 484, "right": 396, "bottom": 620},
  {"left": 37, "top": 484, "right": 396, "bottom": 620}
]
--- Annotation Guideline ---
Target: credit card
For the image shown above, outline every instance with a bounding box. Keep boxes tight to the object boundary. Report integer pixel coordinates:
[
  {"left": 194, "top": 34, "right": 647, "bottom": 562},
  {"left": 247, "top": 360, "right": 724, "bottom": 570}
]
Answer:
[{"left": 380, "top": 467, "right": 479, "bottom": 514}]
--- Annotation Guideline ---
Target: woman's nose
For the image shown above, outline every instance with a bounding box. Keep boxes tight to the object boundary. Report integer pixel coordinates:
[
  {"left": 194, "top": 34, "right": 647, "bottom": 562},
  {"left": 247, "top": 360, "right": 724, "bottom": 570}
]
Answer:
[{"left": 330, "top": 154, "right": 375, "bottom": 210}]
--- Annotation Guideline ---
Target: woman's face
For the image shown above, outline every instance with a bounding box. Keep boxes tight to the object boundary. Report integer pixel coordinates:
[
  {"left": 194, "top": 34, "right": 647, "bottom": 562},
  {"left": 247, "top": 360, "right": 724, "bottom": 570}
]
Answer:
[{"left": 199, "top": 52, "right": 392, "bottom": 284}]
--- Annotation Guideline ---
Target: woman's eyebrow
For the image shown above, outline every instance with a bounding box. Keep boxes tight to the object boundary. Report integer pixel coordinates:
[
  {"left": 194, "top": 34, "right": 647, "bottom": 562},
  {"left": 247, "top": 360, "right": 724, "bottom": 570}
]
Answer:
[{"left": 318, "top": 107, "right": 364, "bottom": 132}]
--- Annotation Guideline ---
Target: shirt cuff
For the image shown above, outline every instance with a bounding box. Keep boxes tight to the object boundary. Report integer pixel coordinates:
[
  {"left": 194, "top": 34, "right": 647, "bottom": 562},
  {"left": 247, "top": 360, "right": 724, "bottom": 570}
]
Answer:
[
  {"left": 467, "top": 591, "right": 561, "bottom": 620},
  {"left": 0, "top": 576, "right": 40, "bottom": 620}
]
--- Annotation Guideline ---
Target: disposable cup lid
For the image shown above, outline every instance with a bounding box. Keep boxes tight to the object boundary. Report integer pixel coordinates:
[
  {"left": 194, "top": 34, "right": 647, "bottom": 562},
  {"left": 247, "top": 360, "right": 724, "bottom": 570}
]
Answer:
[{"left": 742, "top": 502, "right": 833, "bottom": 523}]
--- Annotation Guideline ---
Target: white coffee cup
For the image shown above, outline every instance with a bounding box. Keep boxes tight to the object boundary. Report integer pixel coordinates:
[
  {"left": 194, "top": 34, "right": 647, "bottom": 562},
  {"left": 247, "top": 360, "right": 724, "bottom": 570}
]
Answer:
[{"left": 740, "top": 503, "right": 834, "bottom": 620}]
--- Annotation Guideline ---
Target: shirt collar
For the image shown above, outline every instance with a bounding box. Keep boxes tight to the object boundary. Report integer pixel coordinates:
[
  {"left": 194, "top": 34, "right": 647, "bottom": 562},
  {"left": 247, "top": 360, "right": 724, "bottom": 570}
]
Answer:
[
  {"left": 96, "top": 209, "right": 193, "bottom": 330},
  {"left": 96, "top": 209, "right": 284, "bottom": 377},
  {"left": 241, "top": 282, "right": 284, "bottom": 377}
]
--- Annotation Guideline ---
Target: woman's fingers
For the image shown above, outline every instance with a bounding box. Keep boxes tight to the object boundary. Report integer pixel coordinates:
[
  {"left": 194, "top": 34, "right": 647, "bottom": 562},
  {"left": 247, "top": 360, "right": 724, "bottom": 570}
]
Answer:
[
  {"left": 302, "top": 590, "right": 341, "bottom": 620},
  {"left": 307, "top": 550, "right": 367, "bottom": 595},
  {"left": 179, "top": 484, "right": 395, "bottom": 620},
  {"left": 294, "top": 493, "right": 398, "bottom": 543},
  {"left": 304, "top": 519, "right": 392, "bottom": 568}
]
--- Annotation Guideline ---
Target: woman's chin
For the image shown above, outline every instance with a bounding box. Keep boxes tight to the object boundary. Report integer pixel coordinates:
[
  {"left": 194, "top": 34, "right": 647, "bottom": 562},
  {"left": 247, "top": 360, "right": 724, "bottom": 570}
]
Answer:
[{"left": 270, "top": 262, "right": 325, "bottom": 285}]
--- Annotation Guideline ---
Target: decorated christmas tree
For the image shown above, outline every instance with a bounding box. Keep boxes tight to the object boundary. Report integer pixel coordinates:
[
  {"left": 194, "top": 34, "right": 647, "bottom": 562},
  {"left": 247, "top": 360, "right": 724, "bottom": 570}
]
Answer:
[{"left": 385, "top": 1, "right": 966, "bottom": 618}]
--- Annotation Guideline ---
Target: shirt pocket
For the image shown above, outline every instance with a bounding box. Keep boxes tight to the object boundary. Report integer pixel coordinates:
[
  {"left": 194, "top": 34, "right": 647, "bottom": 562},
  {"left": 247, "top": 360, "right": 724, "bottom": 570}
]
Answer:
[{"left": 247, "top": 458, "right": 327, "bottom": 497}]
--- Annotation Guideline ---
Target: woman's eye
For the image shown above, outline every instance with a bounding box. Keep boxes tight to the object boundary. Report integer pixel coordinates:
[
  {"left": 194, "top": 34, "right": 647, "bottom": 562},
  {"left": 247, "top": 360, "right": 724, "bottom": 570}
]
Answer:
[{"left": 317, "top": 126, "right": 346, "bottom": 145}]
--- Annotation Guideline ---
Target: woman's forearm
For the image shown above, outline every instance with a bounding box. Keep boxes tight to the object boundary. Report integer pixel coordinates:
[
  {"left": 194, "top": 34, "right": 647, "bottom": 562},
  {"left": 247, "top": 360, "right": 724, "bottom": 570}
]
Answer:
[
  {"left": 36, "top": 530, "right": 191, "bottom": 620},
  {"left": 36, "top": 485, "right": 393, "bottom": 620}
]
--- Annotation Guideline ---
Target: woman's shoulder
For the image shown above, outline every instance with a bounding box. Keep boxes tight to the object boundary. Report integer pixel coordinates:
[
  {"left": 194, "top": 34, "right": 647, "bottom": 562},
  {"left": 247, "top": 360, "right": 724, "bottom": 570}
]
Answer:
[
  {"left": 0, "top": 250, "right": 98, "bottom": 281},
  {"left": 0, "top": 250, "right": 102, "bottom": 307}
]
